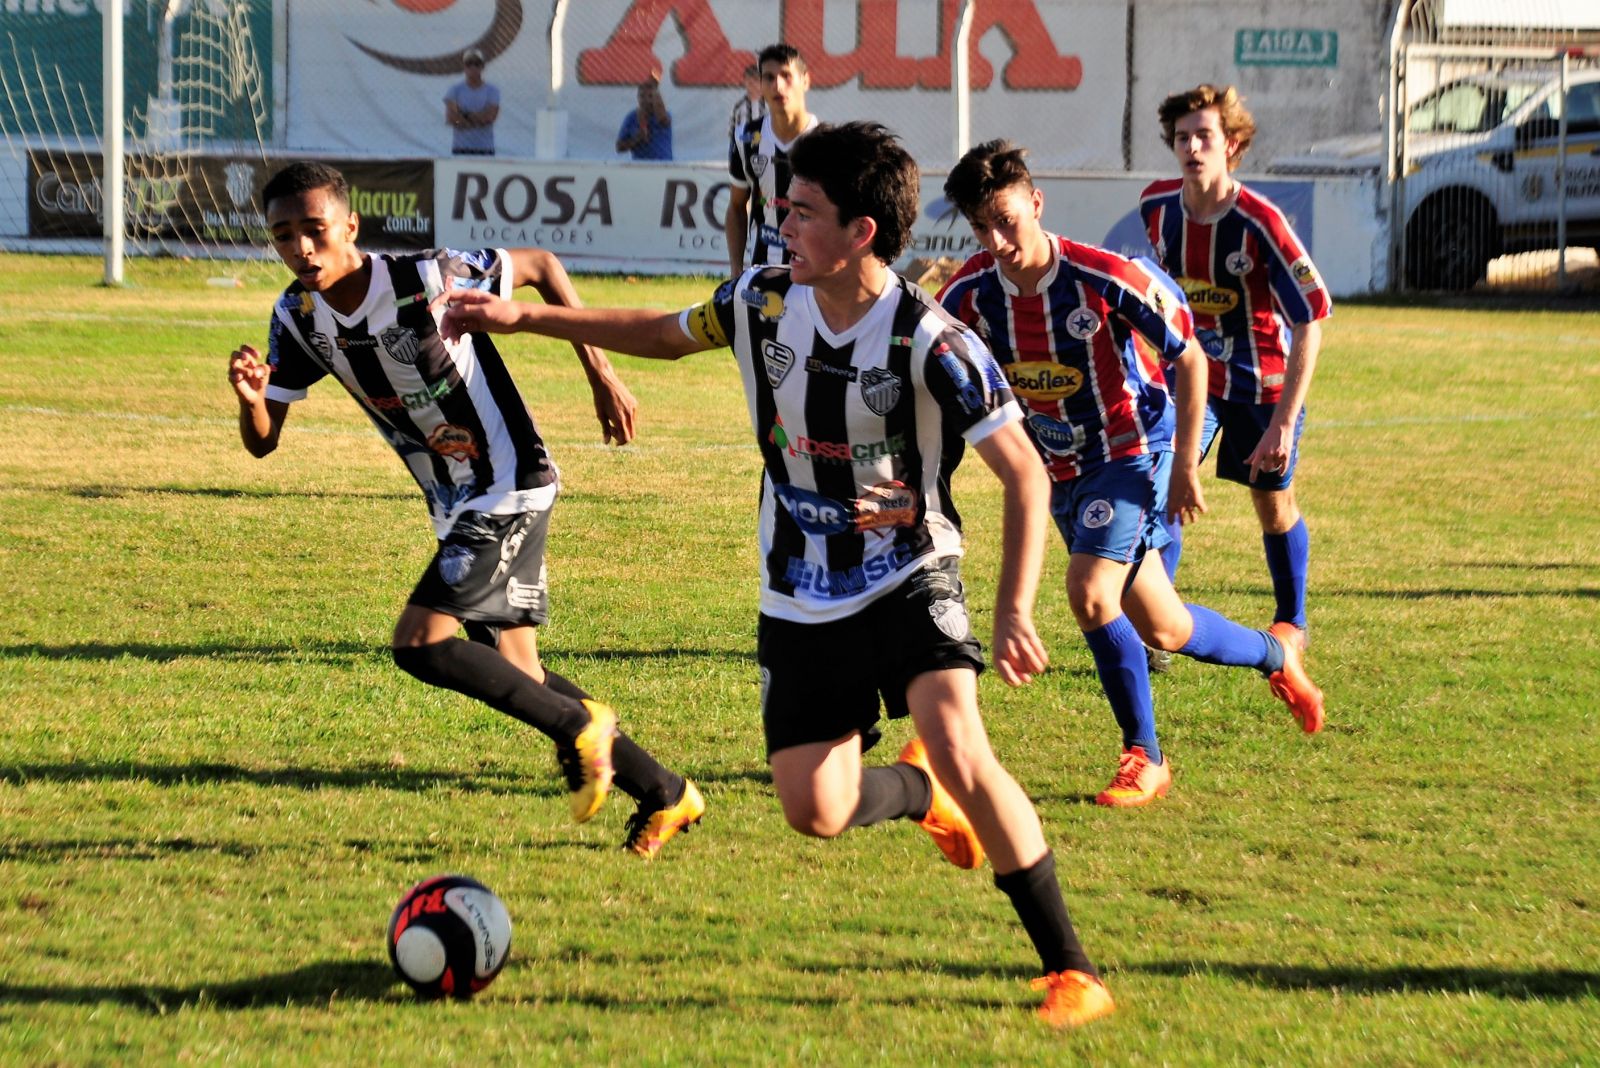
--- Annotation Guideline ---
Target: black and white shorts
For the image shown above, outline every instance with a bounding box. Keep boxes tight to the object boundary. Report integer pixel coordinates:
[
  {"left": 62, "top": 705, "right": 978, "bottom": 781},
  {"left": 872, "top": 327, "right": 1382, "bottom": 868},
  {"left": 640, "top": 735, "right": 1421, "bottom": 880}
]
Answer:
[
  {"left": 409, "top": 507, "right": 553, "bottom": 627},
  {"left": 756, "top": 555, "right": 985, "bottom": 757}
]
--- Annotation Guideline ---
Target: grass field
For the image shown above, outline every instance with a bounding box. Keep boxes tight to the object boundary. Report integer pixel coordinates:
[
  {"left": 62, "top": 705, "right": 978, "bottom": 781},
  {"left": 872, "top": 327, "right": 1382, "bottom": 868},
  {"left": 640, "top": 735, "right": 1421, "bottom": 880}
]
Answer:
[{"left": 1, "top": 254, "right": 1597, "bottom": 1065}]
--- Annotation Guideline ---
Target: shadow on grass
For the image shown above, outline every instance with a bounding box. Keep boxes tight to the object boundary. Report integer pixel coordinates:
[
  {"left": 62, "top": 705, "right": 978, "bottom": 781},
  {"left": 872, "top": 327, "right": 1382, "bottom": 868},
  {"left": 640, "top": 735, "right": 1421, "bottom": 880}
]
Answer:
[
  {"left": 0, "top": 960, "right": 402, "bottom": 1011},
  {"left": 0, "top": 641, "right": 751, "bottom": 664},
  {"left": 0, "top": 760, "right": 555, "bottom": 795},
  {"left": 0, "top": 760, "right": 772, "bottom": 796},
  {"left": 68, "top": 485, "right": 412, "bottom": 502},
  {"left": 1190, "top": 582, "right": 1599, "bottom": 602},
  {"left": 1131, "top": 960, "right": 1600, "bottom": 1000}
]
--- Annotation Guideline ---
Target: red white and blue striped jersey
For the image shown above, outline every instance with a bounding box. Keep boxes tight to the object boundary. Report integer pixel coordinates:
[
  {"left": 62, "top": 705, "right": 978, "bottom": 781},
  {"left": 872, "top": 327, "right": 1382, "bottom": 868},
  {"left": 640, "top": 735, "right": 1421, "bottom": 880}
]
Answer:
[
  {"left": 1139, "top": 179, "right": 1331, "bottom": 405},
  {"left": 264, "top": 249, "right": 557, "bottom": 538},
  {"left": 936, "top": 234, "right": 1192, "bottom": 482}
]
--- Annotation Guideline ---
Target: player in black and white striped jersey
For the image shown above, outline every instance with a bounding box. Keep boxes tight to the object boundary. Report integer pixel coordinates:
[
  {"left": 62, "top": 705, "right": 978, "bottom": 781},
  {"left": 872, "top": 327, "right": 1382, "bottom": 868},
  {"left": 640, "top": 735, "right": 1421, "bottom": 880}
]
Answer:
[
  {"left": 725, "top": 43, "right": 819, "bottom": 278},
  {"left": 227, "top": 161, "right": 704, "bottom": 859},
  {"left": 439, "top": 123, "right": 1115, "bottom": 1028}
]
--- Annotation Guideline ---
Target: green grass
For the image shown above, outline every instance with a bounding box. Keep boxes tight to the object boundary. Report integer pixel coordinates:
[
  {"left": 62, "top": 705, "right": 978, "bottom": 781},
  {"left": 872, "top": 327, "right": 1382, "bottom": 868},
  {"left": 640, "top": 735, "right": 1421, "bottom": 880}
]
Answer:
[{"left": 1, "top": 255, "right": 1597, "bottom": 1065}]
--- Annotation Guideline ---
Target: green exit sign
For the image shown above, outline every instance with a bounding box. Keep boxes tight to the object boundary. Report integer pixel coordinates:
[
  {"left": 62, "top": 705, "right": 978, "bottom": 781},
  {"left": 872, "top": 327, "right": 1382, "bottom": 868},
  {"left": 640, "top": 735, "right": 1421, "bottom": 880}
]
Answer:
[{"left": 1235, "top": 28, "right": 1339, "bottom": 67}]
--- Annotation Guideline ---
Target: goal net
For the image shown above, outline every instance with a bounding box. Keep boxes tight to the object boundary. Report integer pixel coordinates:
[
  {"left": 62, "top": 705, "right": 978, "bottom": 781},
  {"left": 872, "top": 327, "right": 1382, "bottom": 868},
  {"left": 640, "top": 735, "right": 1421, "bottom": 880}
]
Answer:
[{"left": 0, "top": 0, "right": 278, "bottom": 282}]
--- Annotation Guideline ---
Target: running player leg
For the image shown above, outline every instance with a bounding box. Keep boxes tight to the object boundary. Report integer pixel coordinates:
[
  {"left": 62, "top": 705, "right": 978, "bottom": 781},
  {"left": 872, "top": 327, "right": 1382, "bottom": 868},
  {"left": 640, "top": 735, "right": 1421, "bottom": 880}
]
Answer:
[{"left": 907, "top": 667, "right": 1112, "bottom": 1027}]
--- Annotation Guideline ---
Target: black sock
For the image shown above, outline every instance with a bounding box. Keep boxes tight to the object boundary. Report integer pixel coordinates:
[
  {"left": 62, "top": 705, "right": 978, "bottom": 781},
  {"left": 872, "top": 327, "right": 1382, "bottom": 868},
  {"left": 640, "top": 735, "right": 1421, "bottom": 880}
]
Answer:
[
  {"left": 544, "top": 669, "right": 684, "bottom": 809},
  {"left": 392, "top": 639, "right": 588, "bottom": 743},
  {"left": 993, "top": 851, "right": 1098, "bottom": 979},
  {"left": 847, "top": 764, "right": 932, "bottom": 828}
]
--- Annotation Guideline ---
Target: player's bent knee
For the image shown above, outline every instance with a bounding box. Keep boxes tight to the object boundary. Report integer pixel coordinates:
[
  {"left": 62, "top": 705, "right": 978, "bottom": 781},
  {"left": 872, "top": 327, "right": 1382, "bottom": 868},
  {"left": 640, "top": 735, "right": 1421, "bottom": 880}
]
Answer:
[{"left": 782, "top": 806, "right": 850, "bottom": 838}]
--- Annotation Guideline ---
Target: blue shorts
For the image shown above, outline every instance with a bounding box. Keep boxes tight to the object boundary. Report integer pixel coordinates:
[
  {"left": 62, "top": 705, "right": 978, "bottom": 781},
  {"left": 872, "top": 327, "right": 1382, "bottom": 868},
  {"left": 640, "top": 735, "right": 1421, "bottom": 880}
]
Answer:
[
  {"left": 1199, "top": 396, "right": 1307, "bottom": 491},
  {"left": 1049, "top": 452, "right": 1172, "bottom": 563}
]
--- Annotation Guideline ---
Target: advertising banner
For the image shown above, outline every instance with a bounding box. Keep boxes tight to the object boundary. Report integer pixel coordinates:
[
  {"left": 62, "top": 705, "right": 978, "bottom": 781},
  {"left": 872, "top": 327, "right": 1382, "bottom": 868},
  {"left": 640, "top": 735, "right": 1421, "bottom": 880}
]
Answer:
[
  {"left": 285, "top": 0, "right": 1128, "bottom": 170},
  {"left": 433, "top": 158, "right": 1353, "bottom": 291},
  {"left": 27, "top": 154, "right": 435, "bottom": 250}
]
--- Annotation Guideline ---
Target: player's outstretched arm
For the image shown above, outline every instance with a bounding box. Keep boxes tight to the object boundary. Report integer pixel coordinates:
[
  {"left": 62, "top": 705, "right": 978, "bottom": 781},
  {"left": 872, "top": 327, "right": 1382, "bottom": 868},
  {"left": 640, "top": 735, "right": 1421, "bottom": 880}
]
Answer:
[
  {"left": 437, "top": 288, "right": 704, "bottom": 361},
  {"left": 228, "top": 344, "right": 289, "bottom": 457},
  {"left": 1167, "top": 338, "right": 1208, "bottom": 524},
  {"left": 508, "top": 248, "right": 638, "bottom": 445},
  {"left": 724, "top": 185, "right": 751, "bottom": 279},
  {"left": 974, "top": 421, "right": 1051, "bottom": 686}
]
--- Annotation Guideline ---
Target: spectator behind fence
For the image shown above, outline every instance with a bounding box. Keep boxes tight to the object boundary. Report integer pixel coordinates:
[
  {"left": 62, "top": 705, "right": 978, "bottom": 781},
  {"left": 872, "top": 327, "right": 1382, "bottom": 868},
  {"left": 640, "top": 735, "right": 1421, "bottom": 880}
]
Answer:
[
  {"left": 616, "top": 77, "right": 673, "bottom": 160},
  {"left": 444, "top": 48, "right": 500, "bottom": 156}
]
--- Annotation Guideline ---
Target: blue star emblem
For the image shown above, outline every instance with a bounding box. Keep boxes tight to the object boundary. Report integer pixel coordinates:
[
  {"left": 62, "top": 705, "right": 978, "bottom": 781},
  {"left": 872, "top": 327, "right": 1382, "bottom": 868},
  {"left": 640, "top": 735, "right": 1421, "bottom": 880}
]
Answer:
[
  {"left": 1084, "top": 501, "right": 1112, "bottom": 526},
  {"left": 1070, "top": 312, "right": 1097, "bottom": 334}
]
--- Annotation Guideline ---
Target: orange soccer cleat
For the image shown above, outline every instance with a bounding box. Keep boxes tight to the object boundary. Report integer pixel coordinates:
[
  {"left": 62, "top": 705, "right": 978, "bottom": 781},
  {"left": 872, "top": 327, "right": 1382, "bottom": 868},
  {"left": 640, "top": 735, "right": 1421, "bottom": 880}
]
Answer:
[
  {"left": 898, "top": 737, "right": 984, "bottom": 870},
  {"left": 1031, "top": 970, "right": 1116, "bottom": 1028},
  {"left": 1094, "top": 746, "right": 1172, "bottom": 808},
  {"left": 1267, "top": 621, "right": 1324, "bottom": 733}
]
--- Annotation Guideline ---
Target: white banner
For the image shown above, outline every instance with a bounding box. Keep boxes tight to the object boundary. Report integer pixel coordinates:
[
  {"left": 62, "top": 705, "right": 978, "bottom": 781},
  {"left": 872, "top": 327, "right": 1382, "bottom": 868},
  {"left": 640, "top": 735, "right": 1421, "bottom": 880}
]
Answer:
[
  {"left": 285, "top": 0, "right": 1129, "bottom": 169},
  {"left": 432, "top": 159, "right": 1381, "bottom": 296}
]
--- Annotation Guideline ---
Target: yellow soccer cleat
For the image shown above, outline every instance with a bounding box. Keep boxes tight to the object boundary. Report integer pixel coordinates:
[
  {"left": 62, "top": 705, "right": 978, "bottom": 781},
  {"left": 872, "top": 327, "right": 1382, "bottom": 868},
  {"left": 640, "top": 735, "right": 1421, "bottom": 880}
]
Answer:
[
  {"left": 557, "top": 699, "right": 617, "bottom": 823},
  {"left": 623, "top": 779, "right": 706, "bottom": 860}
]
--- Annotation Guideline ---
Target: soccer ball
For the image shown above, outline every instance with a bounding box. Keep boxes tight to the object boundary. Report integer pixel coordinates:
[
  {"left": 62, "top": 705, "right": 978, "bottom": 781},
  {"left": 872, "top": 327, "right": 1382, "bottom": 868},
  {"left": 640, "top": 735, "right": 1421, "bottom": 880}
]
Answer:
[{"left": 386, "top": 874, "right": 513, "bottom": 999}]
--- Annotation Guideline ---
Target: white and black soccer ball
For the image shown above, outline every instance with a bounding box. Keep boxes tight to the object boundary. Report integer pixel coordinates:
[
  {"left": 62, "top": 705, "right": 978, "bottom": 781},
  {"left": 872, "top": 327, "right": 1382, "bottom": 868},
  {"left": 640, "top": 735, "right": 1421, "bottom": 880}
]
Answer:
[{"left": 386, "top": 874, "right": 512, "bottom": 999}]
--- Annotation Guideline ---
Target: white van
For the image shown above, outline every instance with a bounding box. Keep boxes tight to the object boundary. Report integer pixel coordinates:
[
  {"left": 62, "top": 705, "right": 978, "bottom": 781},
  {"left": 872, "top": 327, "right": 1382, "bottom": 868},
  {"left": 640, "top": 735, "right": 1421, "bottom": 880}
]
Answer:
[{"left": 1271, "top": 67, "right": 1600, "bottom": 289}]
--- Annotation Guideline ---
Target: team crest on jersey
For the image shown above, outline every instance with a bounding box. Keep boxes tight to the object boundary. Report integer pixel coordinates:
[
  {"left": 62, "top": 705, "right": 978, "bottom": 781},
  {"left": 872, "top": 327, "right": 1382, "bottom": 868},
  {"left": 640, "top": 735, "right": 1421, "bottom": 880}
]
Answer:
[
  {"left": 751, "top": 153, "right": 769, "bottom": 178},
  {"left": 761, "top": 339, "right": 796, "bottom": 387},
  {"left": 307, "top": 331, "right": 335, "bottom": 362},
  {"left": 859, "top": 367, "right": 903, "bottom": 415},
  {"left": 1225, "top": 250, "right": 1255, "bottom": 276},
  {"left": 1082, "top": 499, "right": 1114, "bottom": 529},
  {"left": 741, "top": 286, "right": 785, "bottom": 321},
  {"left": 1065, "top": 307, "right": 1102, "bottom": 340},
  {"left": 929, "top": 598, "right": 971, "bottom": 641},
  {"left": 1179, "top": 277, "right": 1239, "bottom": 316},
  {"left": 380, "top": 324, "right": 422, "bottom": 365},
  {"left": 427, "top": 423, "right": 479, "bottom": 462},
  {"left": 1006, "top": 362, "right": 1083, "bottom": 401},
  {"left": 1290, "top": 257, "right": 1320, "bottom": 290},
  {"left": 438, "top": 545, "right": 476, "bottom": 587}
]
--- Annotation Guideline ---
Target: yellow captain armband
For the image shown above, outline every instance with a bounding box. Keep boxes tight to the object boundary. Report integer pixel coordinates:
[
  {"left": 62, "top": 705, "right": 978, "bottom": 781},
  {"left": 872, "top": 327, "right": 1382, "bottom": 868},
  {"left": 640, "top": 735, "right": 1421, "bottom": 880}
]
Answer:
[{"left": 682, "top": 298, "right": 730, "bottom": 349}]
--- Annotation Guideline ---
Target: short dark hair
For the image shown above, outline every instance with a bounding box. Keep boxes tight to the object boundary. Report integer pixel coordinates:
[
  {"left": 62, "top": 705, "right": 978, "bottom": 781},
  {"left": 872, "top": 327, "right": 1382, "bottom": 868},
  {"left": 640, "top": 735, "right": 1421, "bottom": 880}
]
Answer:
[
  {"left": 262, "top": 161, "right": 349, "bottom": 214},
  {"left": 743, "top": 63, "right": 760, "bottom": 79},
  {"left": 757, "top": 43, "right": 805, "bottom": 72},
  {"left": 788, "top": 121, "right": 918, "bottom": 264},
  {"left": 943, "top": 139, "right": 1034, "bottom": 220}
]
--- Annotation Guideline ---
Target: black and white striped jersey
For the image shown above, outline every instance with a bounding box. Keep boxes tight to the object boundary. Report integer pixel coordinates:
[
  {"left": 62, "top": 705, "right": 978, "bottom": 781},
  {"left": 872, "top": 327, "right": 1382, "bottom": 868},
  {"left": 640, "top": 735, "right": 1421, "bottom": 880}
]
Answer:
[
  {"left": 264, "top": 249, "right": 557, "bottom": 538},
  {"left": 728, "top": 112, "right": 819, "bottom": 268},
  {"left": 681, "top": 267, "right": 1023, "bottom": 624}
]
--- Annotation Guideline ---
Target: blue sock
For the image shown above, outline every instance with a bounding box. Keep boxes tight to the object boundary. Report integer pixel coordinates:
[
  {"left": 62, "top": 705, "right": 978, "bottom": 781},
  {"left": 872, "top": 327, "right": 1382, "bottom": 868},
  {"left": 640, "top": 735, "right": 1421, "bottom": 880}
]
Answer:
[
  {"left": 1083, "top": 614, "right": 1160, "bottom": 762},
  {"left": 1159, "top": 513, "right": 1182, "bottom": 584},
  {"left": 1263, "top": 518, "right": 1309, "bottom": 628},
  {"left": 1178, "top": 604, "right": 1283, "bottom": 674}
]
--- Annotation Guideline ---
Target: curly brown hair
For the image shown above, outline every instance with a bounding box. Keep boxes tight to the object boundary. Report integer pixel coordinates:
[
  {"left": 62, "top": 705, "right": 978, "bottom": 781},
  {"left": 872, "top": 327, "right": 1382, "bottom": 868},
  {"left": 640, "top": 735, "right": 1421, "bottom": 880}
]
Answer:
[{"left": 1157, "top": 84, "right": 1257, "bottom": 170}]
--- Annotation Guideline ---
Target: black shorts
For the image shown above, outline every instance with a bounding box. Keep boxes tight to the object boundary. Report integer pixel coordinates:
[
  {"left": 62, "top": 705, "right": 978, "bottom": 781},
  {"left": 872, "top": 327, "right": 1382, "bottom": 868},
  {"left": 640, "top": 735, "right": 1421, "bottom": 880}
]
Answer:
[
  {"left": 757, "top": 556, "right": 985, "bottom": 758},
  {"left": 409, "top": 508, "right": 552, "bottom": 627}
]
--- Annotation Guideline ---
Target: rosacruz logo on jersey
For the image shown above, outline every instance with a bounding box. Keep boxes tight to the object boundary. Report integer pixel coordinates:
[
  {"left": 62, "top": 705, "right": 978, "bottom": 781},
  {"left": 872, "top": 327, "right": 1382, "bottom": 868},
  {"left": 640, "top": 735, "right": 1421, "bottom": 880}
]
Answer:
[
  {"left": 1005, "top": 362, "right": 1083, "bottom": 401},
  {"left": 1178, "top": 277, "right": 1239, "bottom": 316}
]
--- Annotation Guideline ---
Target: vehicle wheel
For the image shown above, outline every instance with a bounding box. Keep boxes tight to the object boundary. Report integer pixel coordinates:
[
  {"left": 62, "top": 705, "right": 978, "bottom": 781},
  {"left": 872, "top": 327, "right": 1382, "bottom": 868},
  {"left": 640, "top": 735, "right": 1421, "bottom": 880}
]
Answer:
[{"left": 1406, "top": 200, "right": 1495, "bottom": 291}]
